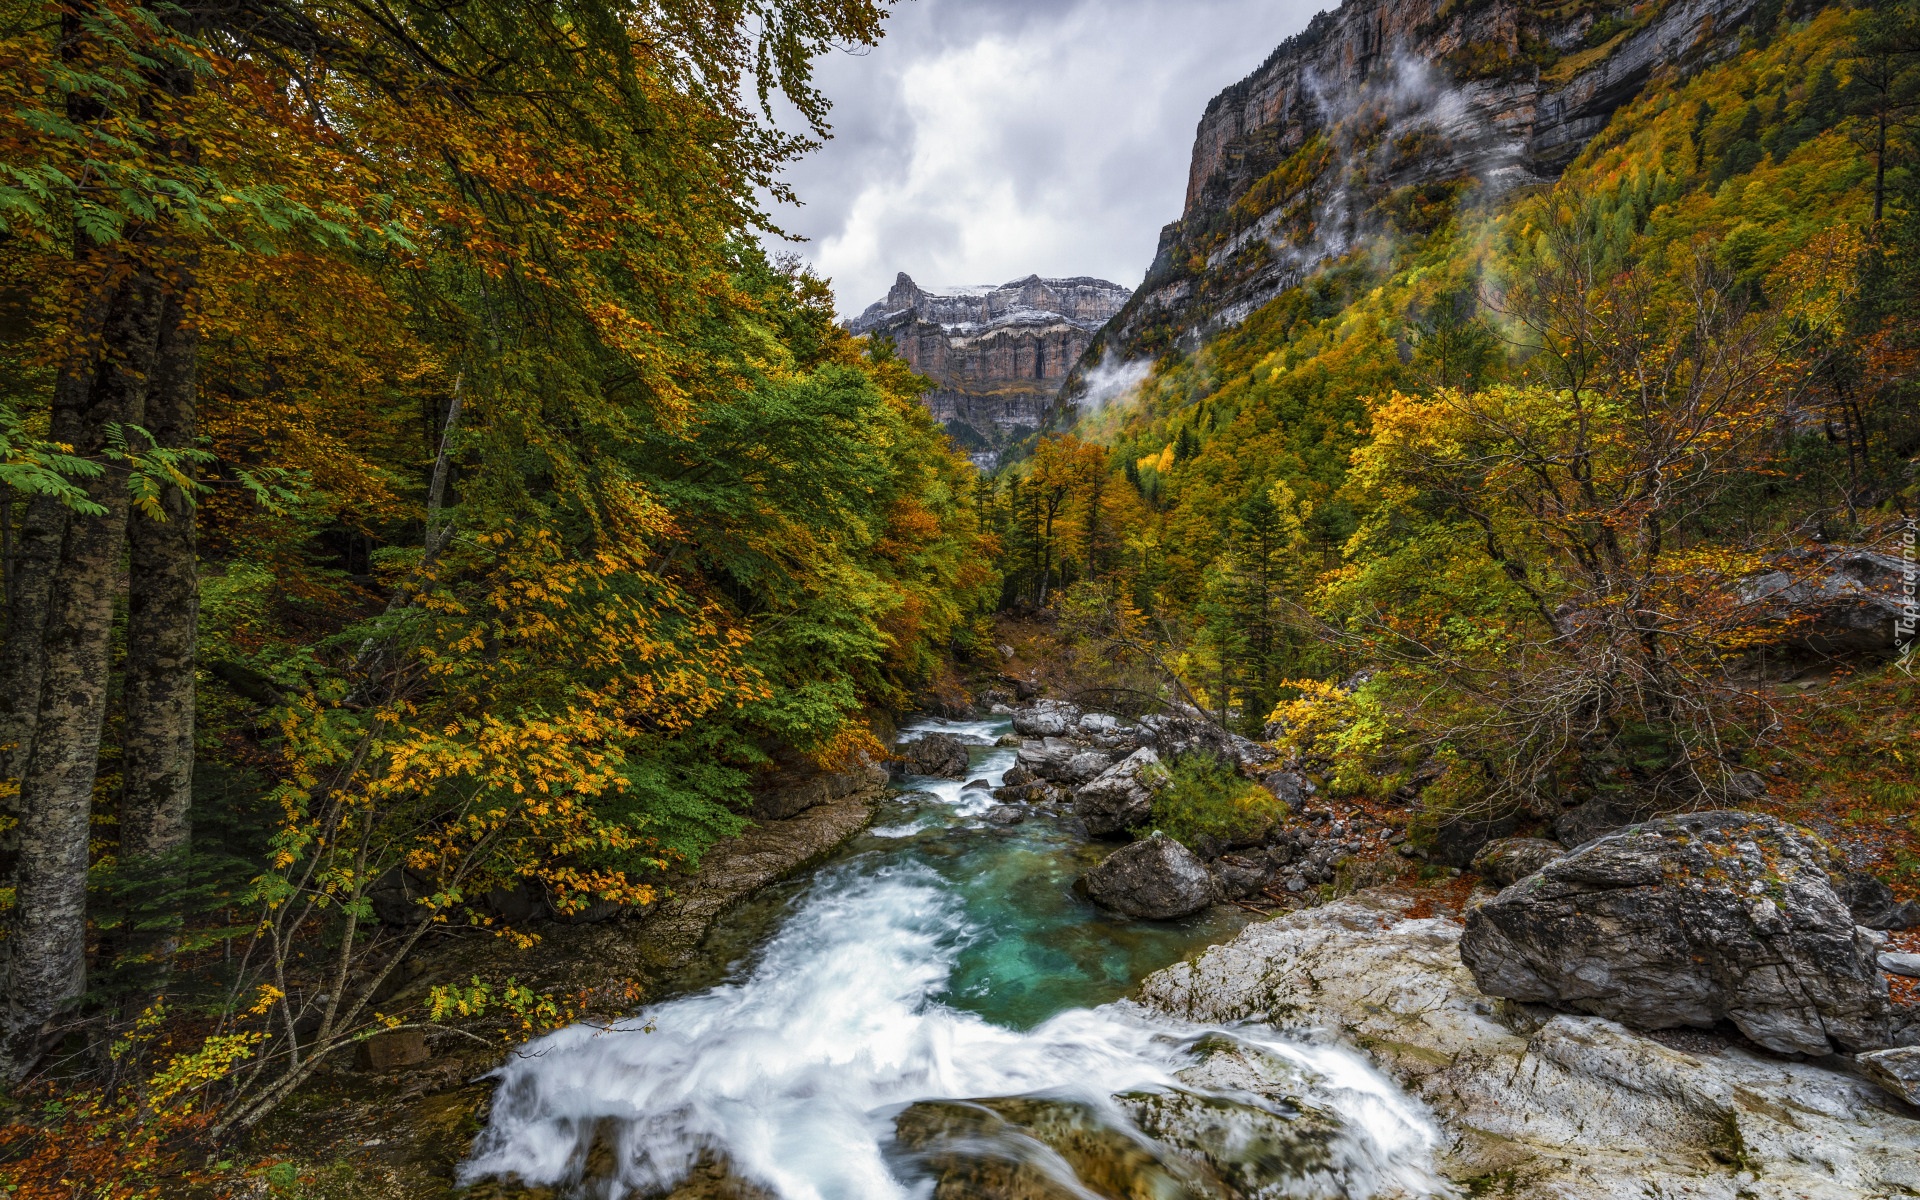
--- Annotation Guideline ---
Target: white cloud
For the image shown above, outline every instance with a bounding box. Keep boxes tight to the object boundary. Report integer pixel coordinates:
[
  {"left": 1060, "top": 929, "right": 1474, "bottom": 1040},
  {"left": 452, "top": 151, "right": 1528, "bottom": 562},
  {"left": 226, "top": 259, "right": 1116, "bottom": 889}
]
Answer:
[{"left": 764, "top": 0, "right": 1325, "bottom": 317}]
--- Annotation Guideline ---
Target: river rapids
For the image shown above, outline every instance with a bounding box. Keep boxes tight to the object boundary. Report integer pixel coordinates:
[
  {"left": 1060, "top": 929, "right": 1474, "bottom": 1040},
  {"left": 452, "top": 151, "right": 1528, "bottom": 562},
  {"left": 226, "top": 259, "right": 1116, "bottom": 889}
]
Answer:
[{"left": 459, "top": 717, "right": 1448, "bottom": 1200}]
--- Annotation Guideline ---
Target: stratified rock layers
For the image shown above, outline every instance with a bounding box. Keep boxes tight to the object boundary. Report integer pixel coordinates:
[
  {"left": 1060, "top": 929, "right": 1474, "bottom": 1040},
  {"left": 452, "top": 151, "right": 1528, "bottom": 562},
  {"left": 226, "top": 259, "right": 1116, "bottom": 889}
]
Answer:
[
  {"left": 1086, "top": 0, "right": 1765, "bottom": 366},
  {"left": 845, "top": 274, "right": 1130, "bottom": 461}
]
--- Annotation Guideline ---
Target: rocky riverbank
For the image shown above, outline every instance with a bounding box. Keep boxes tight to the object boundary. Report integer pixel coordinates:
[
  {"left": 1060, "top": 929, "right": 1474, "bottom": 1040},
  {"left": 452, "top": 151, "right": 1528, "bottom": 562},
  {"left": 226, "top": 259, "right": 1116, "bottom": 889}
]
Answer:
[
  {"left": 249, "top": 777, "right": 890, "bottom": 1198},
  {"left": 1137, "top": 886, "right": 1920, "bottom": 1199}
]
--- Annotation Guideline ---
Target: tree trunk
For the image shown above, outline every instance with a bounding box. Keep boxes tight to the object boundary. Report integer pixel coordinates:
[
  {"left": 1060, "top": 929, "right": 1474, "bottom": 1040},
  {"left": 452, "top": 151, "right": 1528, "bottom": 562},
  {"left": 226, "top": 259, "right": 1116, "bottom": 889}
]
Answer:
[
  {"left": 0, "top": 371, "right": 90, "bottom": 807},
  {"left": 0, "top": 262, "right": 162, "bottom": 1083},
  {"left": 118, "top": 284, "right": 200, "bottom": 977}
]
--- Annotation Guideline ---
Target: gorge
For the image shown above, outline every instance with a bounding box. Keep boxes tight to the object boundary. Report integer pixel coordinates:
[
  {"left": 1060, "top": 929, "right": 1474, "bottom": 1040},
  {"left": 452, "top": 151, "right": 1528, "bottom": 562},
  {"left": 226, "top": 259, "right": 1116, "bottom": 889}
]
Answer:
[{"left": 6, "top": 0, "right": 1916, "bottom": 1194}]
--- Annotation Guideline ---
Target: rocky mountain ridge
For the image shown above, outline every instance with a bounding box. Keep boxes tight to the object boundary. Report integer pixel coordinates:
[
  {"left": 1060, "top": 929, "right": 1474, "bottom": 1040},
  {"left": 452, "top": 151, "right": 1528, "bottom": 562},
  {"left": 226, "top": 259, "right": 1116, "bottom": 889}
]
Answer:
[
  {"left": 845, "top": 273, "right": 1131, "bottom": 463},
  {"left": 1077, "top": 0, "right": 1768, "bottom": 373}
]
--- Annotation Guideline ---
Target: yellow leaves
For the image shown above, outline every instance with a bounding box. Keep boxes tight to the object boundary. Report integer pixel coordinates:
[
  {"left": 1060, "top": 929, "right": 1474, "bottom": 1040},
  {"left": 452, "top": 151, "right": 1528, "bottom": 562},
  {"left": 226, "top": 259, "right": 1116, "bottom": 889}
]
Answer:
[{"left": 246, "top": 984, "right": 285, "bottom": 1016}]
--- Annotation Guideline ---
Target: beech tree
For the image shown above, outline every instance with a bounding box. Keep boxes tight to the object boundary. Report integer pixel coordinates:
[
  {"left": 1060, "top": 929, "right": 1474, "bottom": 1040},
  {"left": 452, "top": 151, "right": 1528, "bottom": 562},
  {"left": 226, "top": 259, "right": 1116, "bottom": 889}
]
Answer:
[{"left": 0, "top": 0, "right": 905, "bottom": 1092}]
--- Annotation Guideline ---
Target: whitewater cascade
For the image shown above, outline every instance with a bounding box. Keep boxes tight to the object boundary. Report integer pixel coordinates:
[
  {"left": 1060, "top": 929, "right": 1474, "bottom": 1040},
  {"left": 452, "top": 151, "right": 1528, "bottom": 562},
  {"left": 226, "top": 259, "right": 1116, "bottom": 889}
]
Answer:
[{"left": 460, "top": 718, "right": 1447, "bottom": 1199}]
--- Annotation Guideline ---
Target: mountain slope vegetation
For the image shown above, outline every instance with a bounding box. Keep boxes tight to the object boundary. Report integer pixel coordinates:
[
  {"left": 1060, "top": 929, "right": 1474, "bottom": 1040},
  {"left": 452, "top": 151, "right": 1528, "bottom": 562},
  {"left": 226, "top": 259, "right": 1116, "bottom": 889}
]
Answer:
[{"left": 984, "top": 0, "right": 1919, "bottom": 874}]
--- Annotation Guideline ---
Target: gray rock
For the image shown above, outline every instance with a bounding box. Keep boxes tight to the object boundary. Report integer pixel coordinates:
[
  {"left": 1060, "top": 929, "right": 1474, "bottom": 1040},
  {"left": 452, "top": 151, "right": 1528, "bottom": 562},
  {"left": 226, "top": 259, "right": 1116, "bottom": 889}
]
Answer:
[
  {"left": 1881, "top": 952, "right": 1920, "bottom": 979},
  {"left": 1459, "top": 810, "right": 1894, "bottom": 1055},
  {"left": 1136, "top": 888, "right": 1920, "bottom": 1199},
  {"left": 1011, "top": 699, "right": 1082, "bottom": 738},
  {"left": 1083, "top": 833, "right": 1220, "bottom": 920},
  {"left": 1015, "top": 736, "right": 1084, "bottom": 782},
  {"left": 961, "top": 778, "right": 991, "bottom": 791},
  {"left": 1259, "top": 770, "right": 1308, "bottom": 811},
  {"left": 1071, "top": 747, "right": 1162, "bottom": 837},
  {"left": 1469, "top": 837, "right": 1565, "bottom": 887},
  {"left": 1212, "top": 852, "right": 1275, "bottom": 899},
  {"left": 993, "top": 733, "right": 1022, "bottom": 747},
  {"left": 1063, "top": 749, "right": 1114, "bottom": 783},
  {"left": 1837, "top": 870, "right": 1920, "bottom": 930},
  {"left": 1077, "top": 711, "right": 1123, "bottom": 738},
  {"left": 1552, "top": 793, "right": 1662, "bottom": 848},
  {"left": 1115, "top": 1085, "right": 1342, "bottom": 1195},
  {"left": 1858, "top": 1046, "right": 1920, "bottom": 1107},
  {"left": 1738, "top": 546, "right": 1914, "bottom": 653},
  {"left": 890, "top": 732, "right": 970, "bottom": 779},
  {"left": 1419, "top": 806, "right": 1520, "bottom": 869},
  {"left": 983, "top": 806, "right": 1026, "bottom": 827}
]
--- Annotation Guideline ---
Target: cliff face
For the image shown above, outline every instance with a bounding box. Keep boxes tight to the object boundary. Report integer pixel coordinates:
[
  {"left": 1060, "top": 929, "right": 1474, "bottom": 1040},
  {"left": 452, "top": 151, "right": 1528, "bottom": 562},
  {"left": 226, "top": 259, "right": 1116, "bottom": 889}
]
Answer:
[
  {"left": 1089, "top": 0, "right": 1764, "bottom": 365},
  {"left": 845, "top": 274, "right": 1131, "bottom": 463}
]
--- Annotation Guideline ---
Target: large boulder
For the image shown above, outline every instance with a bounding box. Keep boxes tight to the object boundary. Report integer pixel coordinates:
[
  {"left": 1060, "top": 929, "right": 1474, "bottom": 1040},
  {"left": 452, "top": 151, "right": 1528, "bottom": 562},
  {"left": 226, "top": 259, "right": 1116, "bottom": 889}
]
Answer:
[
  {"left": 890, "top": 732, "right": 970, "bottom": 779},
  {"left": 1011, "top": 699, "right": 1081, "bottom": 738},
  {"left": 1083, "top": 833, "right": 1219, "bottom": 920},
  {"left": 1015, "top": 737, "right": 1081, "bottom": 783},
  {"left": 1071, "top": 748, "right": 1162, "bottom": 837},
  {"left": 1469, "top": 837, "right": 1565, "bottom": 887},
  {"left": 1738, "top": 546, "right": 1913, "bottom": 654},
  {"left": 1459, "top": 810, "right": 1893, "bottom": 1055},
  {"left": 1137, "top": 889, "right": 1920, "bottom": 1199}
]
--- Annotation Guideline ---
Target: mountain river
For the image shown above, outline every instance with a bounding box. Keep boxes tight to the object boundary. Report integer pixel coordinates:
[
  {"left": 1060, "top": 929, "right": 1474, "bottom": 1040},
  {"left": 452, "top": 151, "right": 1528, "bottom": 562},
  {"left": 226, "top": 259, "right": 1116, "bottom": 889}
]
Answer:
[{"left": 459, "top": 716, "right": 1448, "bottom": 1199}]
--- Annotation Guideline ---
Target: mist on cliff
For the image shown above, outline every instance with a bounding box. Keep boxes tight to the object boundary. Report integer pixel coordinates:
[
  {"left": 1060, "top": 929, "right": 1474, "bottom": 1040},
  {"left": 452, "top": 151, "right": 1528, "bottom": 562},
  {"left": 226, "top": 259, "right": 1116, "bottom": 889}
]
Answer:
[
  {"left": 1072, "top": 354, "right": 1153, "bottom": 418},
  {"left": 761, "top": 0, "right": 1324, "bottom": 316}
]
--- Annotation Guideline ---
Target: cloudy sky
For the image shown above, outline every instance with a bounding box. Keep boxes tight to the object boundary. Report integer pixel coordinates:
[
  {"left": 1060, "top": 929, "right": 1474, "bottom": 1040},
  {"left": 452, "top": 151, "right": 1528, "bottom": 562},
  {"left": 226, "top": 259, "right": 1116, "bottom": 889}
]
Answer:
[{"left": 764, "top": 0, "right": 1324, "bottom": 318}]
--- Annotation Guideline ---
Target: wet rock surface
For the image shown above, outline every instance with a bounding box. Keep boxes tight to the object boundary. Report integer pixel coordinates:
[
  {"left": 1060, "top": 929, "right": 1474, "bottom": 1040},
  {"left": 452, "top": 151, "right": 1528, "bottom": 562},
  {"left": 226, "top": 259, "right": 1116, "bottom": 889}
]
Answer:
[
  {"left": 891, "top": 1036, "right": 1362, "bottom": 1200},
  {"left": 1459, "top": 810, "right": 1893, "bottom": 1055},
  {"left": 1084, "top": 833, "right": 1221, "bottom": 920},
  {"left": 891, "top": 732, "right": 971, "bottom": 779},
  {"left": 1139, "top": 888, "right": 1920, "bottom": 1200}
]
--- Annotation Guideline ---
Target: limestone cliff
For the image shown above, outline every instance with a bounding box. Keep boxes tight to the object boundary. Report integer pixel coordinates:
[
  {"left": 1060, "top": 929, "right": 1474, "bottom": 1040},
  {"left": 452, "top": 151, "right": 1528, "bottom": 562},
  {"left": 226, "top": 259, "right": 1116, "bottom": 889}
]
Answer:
[
  {"left": 1085, "top": 0, "right": 1766, "bottom": 369},
  {"left": 846, "top": 273, "right": 1131, "bottom": 463}
]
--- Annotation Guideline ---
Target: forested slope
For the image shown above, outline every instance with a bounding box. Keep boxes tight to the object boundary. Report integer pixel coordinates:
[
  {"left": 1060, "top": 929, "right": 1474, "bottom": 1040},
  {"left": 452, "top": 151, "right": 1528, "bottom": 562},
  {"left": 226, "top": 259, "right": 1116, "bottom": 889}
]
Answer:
[
  {"left": 0, "top": 0, "right": 997, "bottom": 1183},
  {"left": 985, "top": 0, "right": 1919, "bottom": 876}
]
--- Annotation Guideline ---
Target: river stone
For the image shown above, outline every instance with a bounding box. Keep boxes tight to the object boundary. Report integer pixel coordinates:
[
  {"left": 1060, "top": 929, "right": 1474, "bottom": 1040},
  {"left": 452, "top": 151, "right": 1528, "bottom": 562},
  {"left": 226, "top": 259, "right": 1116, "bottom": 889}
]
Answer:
[
  {"left": 1011, "top": 699, "right": 1082, "bottom": 738},
  {"left": 1459, "top": 810, "right": 1893, "bottom": 1055},
  {"left": 1136, "top": 888, "right": 1920, "bottom": 1199},
  {"left": 1836, "top": 869, "right": 1920, "bottom": 930},
  {"left": 1071, "top": 748, "right": 1162, "bottom": 837},
  {"left": 892, "top": 733, "right": 970, "bottom": 779},
  {"left": 1858, "top": 1046, "right": 1920, "bottom": 1107},
  {"left": 1469, "top": 837, "right": 1565, "bottom": 887},
  {"left": 1016, "top": 737, "right": 1081, "bottom": 783},
  {"left": 894, "top": 1095, "right": 1204, "bottom": 1200},
  {"left": 1083, "top": 833, "right": 1219, "bottom": 920},
  {"left": 1077, "top": 711, "right": 1123, "bottom": 738},
  {"left": 1212, "top": 853, "right": 1275, "bottom": 899},
  {"left": 1883, "top": 952, "right": 1920, "bottom": 979},
  {"left": 1116, "top": 1088, "right": 1342, "bottom": 1196}
]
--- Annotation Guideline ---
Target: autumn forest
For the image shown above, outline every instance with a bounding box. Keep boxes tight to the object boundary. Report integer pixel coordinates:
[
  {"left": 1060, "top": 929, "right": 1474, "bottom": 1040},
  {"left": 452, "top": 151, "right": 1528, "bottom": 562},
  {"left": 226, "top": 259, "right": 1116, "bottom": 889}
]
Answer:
[{"left": 2, "top": 0, "right": 1919, "bottom": 1196}]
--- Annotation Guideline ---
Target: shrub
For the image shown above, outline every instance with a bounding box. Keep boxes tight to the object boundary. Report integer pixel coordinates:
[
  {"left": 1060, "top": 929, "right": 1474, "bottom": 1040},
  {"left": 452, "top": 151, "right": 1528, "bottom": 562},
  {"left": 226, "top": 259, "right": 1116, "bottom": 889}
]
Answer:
[{"left": 1141, "top": 753, "right": 1287, "bottom": 847}]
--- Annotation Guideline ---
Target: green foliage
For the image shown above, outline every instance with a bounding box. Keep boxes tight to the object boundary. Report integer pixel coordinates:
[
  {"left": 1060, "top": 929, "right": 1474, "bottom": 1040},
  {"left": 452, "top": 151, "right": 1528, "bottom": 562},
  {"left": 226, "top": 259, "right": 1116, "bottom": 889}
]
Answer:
[{"left": 1141, "top": 753, "right": 1286, "bottom": 848}]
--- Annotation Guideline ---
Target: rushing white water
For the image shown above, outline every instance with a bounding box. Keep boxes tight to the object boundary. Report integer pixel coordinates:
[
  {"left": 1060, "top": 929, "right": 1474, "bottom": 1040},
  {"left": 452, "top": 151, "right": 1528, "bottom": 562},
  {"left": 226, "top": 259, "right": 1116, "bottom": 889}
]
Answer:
[{"left": 460, "top": 717, "right": 1447, "bottom": 1200}]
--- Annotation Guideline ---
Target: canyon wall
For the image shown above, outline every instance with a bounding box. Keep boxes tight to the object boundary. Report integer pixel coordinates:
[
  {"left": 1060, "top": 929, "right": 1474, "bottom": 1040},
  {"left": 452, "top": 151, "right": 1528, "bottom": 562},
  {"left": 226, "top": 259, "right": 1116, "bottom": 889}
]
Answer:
[
  {"left": 1080, "top": 0, "right": 1766, "bottom": 374},
  {"left": 845, "top": 274, "right": 1132, "bottom": 464}
]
